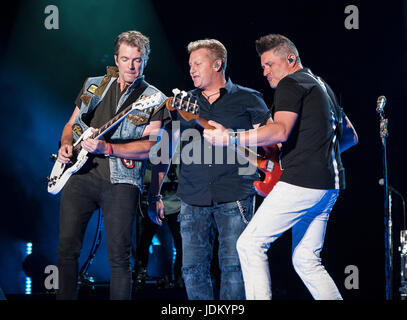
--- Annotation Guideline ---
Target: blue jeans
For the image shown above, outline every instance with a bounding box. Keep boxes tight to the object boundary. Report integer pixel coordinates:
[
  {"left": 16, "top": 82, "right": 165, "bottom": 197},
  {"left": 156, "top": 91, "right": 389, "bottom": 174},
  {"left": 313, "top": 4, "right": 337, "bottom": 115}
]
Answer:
[
  {"left": 178, "top": 197, "right": 254, "bottom": 300},
  {"left": 56, "top": 173, "right": 139, "bottom": 300}
]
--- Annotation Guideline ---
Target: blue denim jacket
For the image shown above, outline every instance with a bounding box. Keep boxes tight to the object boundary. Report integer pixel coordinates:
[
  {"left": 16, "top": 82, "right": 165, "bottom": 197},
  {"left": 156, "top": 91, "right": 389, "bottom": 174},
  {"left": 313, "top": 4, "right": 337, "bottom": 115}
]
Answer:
[{"left": 72, "top": 68, "right": 166, "bottom": 191}]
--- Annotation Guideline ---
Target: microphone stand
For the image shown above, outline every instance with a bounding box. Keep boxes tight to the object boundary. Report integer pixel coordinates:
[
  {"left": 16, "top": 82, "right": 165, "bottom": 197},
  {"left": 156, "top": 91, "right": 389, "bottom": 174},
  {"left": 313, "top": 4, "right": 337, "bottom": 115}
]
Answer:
[
  {"left": 400, "top": 229, "right": 407, "bottom": 300},
  {"left": 377, "top": 107, "right": 393, "bottom": 300},
  {"left": 390, "top": 186, "right": 407, "bottom": 300}
]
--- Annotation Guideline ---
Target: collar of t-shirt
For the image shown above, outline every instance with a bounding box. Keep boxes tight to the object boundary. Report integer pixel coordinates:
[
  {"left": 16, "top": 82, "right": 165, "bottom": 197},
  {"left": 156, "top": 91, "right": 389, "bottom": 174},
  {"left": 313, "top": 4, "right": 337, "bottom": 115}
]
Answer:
[{"left": 194, "top": 77, "right": 235, "bottom": 99}]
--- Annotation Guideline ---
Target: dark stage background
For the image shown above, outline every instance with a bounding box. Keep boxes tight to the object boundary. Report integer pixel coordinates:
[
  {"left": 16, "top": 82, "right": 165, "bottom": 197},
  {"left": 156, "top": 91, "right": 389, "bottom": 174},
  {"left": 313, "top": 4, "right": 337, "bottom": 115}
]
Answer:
[{"left": 0, "top": 0, "right": 406, "bottom": 300}]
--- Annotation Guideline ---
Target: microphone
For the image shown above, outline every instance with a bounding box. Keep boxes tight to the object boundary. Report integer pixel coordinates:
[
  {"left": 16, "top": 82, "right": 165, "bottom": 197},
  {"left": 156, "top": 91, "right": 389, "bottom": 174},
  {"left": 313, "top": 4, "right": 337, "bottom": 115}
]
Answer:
[{"left": 376, "top": 95, "right": 387, "bottom": 113}]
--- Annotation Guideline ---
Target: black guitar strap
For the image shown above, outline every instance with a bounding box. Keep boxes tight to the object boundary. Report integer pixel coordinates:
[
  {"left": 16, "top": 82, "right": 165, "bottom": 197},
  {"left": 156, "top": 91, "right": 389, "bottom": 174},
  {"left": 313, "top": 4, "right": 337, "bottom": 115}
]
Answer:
[
  {"left": 115, "top": 80, "right": 149, "bottom": 115},
  {"left": 302, "top": 69, "right": 344, "bottom": 138}
]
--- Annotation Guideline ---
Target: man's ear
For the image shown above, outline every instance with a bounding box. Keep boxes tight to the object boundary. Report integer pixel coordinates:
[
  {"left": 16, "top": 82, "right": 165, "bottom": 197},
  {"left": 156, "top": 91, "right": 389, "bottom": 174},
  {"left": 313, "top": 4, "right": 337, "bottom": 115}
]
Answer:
[
  {"left": 214, "top": 59, "right": 222, "bottom": 72},
  {"left": 287, "top": 54, "right": 296, "bottom": 65}
]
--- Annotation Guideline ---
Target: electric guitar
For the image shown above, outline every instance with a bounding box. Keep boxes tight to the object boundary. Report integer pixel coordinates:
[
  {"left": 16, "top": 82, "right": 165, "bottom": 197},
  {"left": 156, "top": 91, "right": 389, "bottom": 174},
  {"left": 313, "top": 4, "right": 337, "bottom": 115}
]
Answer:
[
  {"left": 47, "top": 92, "right": 164, "bottom": 195},
  {"left": 165, "top": 89, "right": 282, "bottom": 197}
]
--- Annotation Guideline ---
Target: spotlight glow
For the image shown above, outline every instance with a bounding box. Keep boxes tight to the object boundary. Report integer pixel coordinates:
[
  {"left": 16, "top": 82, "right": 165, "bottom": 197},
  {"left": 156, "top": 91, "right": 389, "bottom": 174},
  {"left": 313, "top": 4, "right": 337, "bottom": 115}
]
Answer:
[
  {"left": 26, "top": 242, "right": 32, "bottom": 255},
  {"left": 25, "top": 242, "right": 33, "bottom": 294},
  {"left": 25, "top": 277, "right": 32, "bottom": 295}
]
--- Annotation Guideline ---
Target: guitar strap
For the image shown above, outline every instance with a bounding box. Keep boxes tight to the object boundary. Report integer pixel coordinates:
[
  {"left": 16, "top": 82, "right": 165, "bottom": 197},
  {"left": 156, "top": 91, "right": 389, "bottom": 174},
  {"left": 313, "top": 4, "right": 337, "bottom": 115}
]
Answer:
[
  {"left": 324, "top": 84, "right": 344, "bottom": 140},
  {"left": 303, "top": 70, "right": 344, "bottom": 139},
  {"left": 304, "top": 69, "right": 346, "bottom": 189},
  {"left": 115, "top": 80, "right": 149, "bottom": 116}
]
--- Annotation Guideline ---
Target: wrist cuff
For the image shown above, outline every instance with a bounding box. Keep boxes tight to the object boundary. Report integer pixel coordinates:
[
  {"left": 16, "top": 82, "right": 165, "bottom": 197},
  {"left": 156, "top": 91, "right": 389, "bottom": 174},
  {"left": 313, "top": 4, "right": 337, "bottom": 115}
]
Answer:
[{"left": 105, "top": 143, "right": 113, "bottom": 157}]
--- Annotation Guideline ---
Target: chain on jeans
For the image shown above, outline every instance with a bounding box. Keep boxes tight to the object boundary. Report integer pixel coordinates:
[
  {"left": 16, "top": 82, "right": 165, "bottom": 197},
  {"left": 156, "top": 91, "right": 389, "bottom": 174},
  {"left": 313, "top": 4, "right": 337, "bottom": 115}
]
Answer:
[{"left": 236, "top": 200, "right": 249, "bottom": 225}]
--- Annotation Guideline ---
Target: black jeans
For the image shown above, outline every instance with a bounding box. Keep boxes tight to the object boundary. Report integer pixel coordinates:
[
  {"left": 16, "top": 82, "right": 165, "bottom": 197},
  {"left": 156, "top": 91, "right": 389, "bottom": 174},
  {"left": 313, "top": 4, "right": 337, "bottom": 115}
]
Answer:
[{"left": 56, "top": 173, "right": 139, "bottom": 300}]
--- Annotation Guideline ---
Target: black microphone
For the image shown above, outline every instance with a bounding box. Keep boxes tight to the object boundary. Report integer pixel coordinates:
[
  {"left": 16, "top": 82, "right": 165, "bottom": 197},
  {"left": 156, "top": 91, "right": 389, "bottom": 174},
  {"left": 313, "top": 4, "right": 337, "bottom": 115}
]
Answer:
[{"left": 376, "top": 95, "right": 387, "bottom": 113}]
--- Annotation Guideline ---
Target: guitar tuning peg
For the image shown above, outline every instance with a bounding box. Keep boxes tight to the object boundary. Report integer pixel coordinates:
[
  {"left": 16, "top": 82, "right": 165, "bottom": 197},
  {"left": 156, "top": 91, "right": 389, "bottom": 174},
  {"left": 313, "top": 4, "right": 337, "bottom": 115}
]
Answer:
[
  {"left": 185, "top": 95, "right": 192, "bottom": 112},
  {"left": 171, "top": 89, "right": 181, "bottom": 108},
  {"left": 176, "top": 91, "right": 186, "bottom": 109},
  {"left": 179, "top": 91, "right": 188, "bottom": 110},
  {"left": 192, "top": 99, "right": 199, "bottom": 114}
]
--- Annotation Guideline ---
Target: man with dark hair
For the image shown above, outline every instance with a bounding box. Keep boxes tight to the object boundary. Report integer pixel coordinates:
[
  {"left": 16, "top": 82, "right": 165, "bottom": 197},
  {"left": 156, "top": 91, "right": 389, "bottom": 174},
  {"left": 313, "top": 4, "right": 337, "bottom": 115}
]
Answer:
[
  {"left": 55, "top": 30, "right": 169, "bottom": 300},
  {"left": 203, "top": 34, "right": 358, "bottom": 299}
]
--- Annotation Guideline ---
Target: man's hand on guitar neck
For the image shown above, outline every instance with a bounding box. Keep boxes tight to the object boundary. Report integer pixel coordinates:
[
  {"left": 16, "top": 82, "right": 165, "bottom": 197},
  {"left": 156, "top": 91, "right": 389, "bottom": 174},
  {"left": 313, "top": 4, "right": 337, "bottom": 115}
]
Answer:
[
  {"left": 203, "top": 120, "right": 229, "bottom": 146},
  {"left": 80, "top": 128, "right": 111, "bottom": 156},
  {"left": 81, "top": 138, "right": 109, "bottom": 155}
]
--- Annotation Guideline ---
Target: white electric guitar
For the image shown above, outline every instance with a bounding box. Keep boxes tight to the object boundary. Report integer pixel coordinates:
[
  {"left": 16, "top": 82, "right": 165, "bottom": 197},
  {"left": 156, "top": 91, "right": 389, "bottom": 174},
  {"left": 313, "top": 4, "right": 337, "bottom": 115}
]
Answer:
[{"left": 47, "top": 92, "right": 164, "bottom": 195}]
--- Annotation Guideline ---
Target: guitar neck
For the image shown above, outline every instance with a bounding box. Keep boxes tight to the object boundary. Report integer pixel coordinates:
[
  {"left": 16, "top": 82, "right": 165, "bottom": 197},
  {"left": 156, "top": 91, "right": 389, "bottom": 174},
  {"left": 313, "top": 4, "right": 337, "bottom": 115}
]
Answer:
[
  {"left": 91, "top": 96, "right": 167, "bottom": 140},
  {"left": 193, "top": 115, "right": 263, "bottom": 168},
  {"left": 90, "top": 105, "right": 137, "bottom": 140},
  {"left": 166, "top": 94, "right": 264, "bottom": 168}
]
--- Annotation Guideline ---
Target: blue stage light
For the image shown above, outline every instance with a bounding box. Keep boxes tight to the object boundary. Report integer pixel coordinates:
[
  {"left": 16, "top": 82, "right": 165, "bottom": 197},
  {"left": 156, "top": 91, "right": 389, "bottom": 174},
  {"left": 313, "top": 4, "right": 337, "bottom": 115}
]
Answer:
[
  {"left": 149, "top": 235, "right": 161, "bottom": 254},
  {"left": 25, "top": 277, "right": 32, "bottom": 295},
  {"left": 26, "top": 242, "right": 32, "bottom": 255},
  {"left": 24, "top": 242, "right": 33, "bottom": 294}
]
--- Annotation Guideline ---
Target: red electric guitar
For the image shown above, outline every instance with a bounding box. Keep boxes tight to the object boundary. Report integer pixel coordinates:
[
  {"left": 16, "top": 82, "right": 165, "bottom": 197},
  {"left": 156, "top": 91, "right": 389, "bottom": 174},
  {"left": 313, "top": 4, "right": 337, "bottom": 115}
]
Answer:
[{"left": 165, "top": 89, "right": 282, "bottom": 197}]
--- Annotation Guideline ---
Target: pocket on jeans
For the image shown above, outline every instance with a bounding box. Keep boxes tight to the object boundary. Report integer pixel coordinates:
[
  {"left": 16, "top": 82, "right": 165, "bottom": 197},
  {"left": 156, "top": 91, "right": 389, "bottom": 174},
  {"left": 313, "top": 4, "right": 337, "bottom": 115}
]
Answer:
[
  {"left": 177, "top": 211, "right": 193, "bottom": 233},
  {"left": 222, "top": 203, "right": 240, "bottom": 216},
  {"left": 177, "top": 212, "right": 193, "bottom": 222}
]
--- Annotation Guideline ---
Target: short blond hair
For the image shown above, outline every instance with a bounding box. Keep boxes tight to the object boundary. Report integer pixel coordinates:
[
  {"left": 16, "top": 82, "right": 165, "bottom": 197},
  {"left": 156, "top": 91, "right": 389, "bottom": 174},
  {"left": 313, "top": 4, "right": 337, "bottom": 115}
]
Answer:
[{"left": 187, "top": 39, "right": 227, "bottom": 71}]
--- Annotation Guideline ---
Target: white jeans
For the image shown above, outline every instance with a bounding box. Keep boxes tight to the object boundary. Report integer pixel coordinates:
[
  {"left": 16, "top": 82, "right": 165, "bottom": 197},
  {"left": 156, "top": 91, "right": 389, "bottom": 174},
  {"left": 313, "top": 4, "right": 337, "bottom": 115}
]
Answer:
[{"left": 236, "top": 182, "right": 342, "bottom": 300}]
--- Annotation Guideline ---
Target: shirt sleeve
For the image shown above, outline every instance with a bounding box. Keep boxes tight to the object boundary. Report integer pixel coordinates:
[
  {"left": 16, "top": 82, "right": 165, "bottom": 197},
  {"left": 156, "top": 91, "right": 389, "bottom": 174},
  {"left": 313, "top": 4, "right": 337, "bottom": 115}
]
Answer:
[
  {"left": 246, "top": 91, "right": 270, "bottom": 125},
  {"left": 74, "top": 88, "right": 83, "bottom": 108},
  {"left": 74, "top": 78, "right": 89, "bottom": 108},
  {"left": 273, "top": 77, "right": 305, "bottom": 114}
]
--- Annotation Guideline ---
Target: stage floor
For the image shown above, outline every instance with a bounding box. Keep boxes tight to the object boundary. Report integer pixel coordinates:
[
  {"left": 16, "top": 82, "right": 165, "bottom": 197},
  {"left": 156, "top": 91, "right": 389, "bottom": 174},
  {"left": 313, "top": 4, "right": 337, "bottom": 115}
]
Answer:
[{"left": 5, "top": 282, "right": 188, "bottom": 301}]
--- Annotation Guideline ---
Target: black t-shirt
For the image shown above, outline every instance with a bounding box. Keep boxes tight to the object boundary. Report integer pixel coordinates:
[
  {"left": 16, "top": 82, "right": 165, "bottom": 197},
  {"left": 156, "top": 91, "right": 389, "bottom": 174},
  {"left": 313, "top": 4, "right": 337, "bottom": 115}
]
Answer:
[
  {"left": 74, "top": 79, "right": 170, "bottom": 181},
  {"left": 273, "top": 68, "right": 344, "bottom": 190},
  {"left": 175, "top": 78, "right": 269, "bottom": 206}
]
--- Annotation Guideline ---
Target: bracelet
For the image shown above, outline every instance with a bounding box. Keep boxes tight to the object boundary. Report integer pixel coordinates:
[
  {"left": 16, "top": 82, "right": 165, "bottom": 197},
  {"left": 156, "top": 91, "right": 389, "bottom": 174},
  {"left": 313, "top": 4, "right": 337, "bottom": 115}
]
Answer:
[
  {"left": 148, "top": 194, "right": 163, "bottom": 203},
  {"left": 228, "top": 131, "right": 239, "bottom": 146},
  {"left": 105, "top": 143, "right": 113, "bottom": 157}
]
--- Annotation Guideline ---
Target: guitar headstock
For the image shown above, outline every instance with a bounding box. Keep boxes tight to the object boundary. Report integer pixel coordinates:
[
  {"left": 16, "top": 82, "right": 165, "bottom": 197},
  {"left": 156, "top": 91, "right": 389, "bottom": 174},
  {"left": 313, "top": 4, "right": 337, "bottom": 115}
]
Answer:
[
  {"left": 132, "top": 92, "right": 164, "bottom": 111},
  {"left": 165, "top": 89, "right": 200, "bottom": 122}
]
